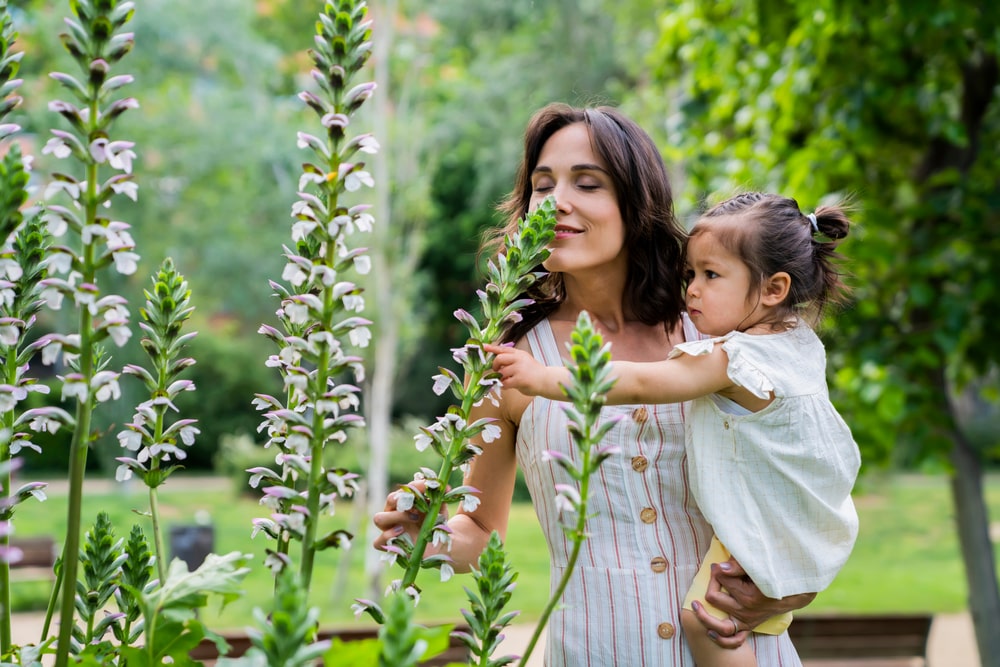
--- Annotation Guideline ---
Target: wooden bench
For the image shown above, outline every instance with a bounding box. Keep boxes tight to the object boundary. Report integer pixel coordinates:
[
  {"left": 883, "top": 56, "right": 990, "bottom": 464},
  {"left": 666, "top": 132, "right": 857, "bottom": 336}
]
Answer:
[
  {"left": 789, "top": 613, "right": 933, "bottom": 666},
  {"left": 8, "top": 535, "right": 58, "bottom": 582}
]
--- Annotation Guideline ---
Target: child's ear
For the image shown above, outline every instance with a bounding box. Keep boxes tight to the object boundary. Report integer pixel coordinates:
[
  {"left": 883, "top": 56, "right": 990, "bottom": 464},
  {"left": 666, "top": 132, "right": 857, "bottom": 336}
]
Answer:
[{"left": 761, "top": 272, "right": 791, "bottom": 306}]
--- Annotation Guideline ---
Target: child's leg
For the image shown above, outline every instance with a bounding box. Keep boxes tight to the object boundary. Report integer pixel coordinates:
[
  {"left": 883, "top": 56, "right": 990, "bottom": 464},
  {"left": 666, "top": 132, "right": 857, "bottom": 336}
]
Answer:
[
  {"left": 682, "top": 536, "right": 759, "bottom": 667},
  {"left": 681, "top": 607, "right": 757, "bottom": 667}
]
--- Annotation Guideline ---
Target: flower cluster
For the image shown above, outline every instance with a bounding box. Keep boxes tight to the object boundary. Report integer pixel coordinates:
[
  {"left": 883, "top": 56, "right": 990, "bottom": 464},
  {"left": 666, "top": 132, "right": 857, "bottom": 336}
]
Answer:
[
  {"left": 115, "top": 258, "right": 199, "bottom": 488},
  {"left": 251, "top": 0, "right": 375, "bottom": 588}
]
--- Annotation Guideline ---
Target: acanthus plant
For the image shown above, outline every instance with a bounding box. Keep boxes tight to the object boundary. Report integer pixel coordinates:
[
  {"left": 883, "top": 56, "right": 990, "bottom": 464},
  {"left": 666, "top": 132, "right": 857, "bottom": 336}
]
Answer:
[
  {"left": 354, "top": 197, "right": 556, "bottom": 635},
  {"left": 24, "top": 1, "right": 141, "bottom": 665},
  {"left": 251, "top": 0, "right": 374, "bottom": 593},
  {"left": 0, "top": 0, "right": 55, "bottom": 657}
]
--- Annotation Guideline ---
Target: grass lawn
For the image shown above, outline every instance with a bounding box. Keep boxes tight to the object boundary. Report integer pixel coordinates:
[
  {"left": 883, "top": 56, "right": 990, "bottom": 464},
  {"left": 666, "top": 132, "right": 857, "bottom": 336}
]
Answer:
[{"left": 7, "top": 472, "right": 999, "bottom": 631}]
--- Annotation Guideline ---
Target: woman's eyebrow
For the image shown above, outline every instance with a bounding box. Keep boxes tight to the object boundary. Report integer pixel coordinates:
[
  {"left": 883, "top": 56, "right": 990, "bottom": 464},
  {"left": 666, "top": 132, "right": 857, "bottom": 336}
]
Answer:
[{"left": 531, "top": 164, "right": 609, "bottom": 175}]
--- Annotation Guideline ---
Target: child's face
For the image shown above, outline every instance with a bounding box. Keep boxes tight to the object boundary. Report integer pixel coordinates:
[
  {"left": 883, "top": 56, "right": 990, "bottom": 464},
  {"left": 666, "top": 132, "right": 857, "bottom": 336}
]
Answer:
[{"left": 683, "top": 231, "right": 759, "bottom": 336}]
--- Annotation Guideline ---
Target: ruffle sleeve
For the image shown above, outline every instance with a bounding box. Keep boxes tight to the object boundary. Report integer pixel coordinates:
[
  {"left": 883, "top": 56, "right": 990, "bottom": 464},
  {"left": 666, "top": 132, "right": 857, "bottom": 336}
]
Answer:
[
  {"left": 667, "top": 336, "right": 718, "bottom": 359},
  {"left": 721, "top": 337, "right": 774, "bottom": 400}
]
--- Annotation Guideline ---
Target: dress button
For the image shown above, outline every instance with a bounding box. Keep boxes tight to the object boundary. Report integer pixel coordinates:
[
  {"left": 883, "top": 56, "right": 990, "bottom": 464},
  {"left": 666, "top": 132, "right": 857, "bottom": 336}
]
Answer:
[
  {"left": 650, "top": 556, "right": 668, "bottom": 573},
  {"left": 632, "top": 407, "right": 649, "bottom": 423},
  {"left": 657, "top": 622, "right": 676, "bottom": 639},
  {"left": 640, "top": 507, "right": 657, "bottom": 524},
  {"left": 631, "top": 455, "right": 649, "bottom": 472},
  {"left": 723, "top": 420, "right": 730, "bottom": 430}
]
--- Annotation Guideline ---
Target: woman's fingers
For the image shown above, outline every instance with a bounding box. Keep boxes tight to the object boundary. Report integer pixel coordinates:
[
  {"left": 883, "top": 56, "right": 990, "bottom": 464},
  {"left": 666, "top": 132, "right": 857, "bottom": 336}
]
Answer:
[{"left": 690, "top": 601, "right": 750, "bottom": 649}]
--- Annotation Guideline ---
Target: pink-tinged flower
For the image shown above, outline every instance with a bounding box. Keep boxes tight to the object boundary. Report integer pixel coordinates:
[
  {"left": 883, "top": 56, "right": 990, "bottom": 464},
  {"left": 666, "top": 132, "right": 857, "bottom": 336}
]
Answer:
[
  {"left": 60, "top": 374, "right": 88, "bottom": 401},
  {"left": 414, "top": 431, "right": 432, "bottom": 452},
  {"left": 0, "top": 384, "right": 27, "bottom": 412},
  {"left": 291, "top": 219, "right": 318, "bottom": 243},
  {"left": 320, "top": 112, "right": 349, "bottom": 130},
  {"left": 295, "top": 131, "right": 329, "bottom": 157},
  {"left": 73, "top": 282, "right": 99, "bottom": 311},
  {"left": 107, "top": 325, "right": 131, "bottom": 347},
  {"left": 110, "top": 179, "right": 138, "bottom": 201},
  {"left": 264, "top": 549, "right": 291, "bottom": 574},
  {"left": 42, "top": 136, "right": 73, "bottom": 159},
  {"left": 481, "top": 423, "right": 502, "bottom": 443},
  {"left": 42, "top": 211, "right": 68, "bottom": 238},
  {"left": 90, "top": 139, "right": 136, "bottom": 174},
  {"left": 344, "top": 169, "right": 374, "bottom": 193},
  {"left": 117, "top": 428, "right": 143, "bottom": 451},
  {"left": 178, "top": 424, "right": 199, "bottom": 446},
  {"left": 250, "top": 518, "right": 280, "bottom": 540},
  {"left": 43, "top": 179, "right": 82, "bottom": 201},
  {"left": 91, "top": 371, "right": 121, "bottom": 403},
  {"left": 351, "top": 599, "right": 375, "bottom": 619}
]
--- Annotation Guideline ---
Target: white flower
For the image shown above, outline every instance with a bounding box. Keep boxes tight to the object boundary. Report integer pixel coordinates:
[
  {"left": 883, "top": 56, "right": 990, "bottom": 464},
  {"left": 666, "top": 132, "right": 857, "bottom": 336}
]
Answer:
[
  {"left": 291, "top": 219, "right": 318, "bottom": 242},
  {"left": 110, "top": 180, "right": 139, "bottom": 201},
  {"left": 115, "top": 464, "right": 133, "bottom": 482},
  {"left": 439, "top": 562, "right": 454, "bottom": 583},
  {"left": 41, "top": 287, "right": 64, "bottom": 311},
  {"left": 42, "top": 136, "right": 72, "bottom": 159},
  {"left": 92, "top": 372, "right": 121, "bottom": 403},
  {"left": 179, "top": 424, "right": 199, "bottom": 446},
  {"left": 118, "top": 429, "right": 143, "bottom": 451},
  {"left": 108, "top": 325, "right": 131, "bottom": 347},
  {"left": 414, "top": 432, "right": 432, "bottom": 452},
  {"left": 482, "top": 423, "right": 502, "bottom": 443},
  {"left": 343, "top": 294, "right": 364, "bottom": 312},
  {"left": 61, "top": 378, "right": 88, "bottom": 401},
  {"left": 344, "top": 170, "right": 374, "bottom": 192},
  {"left": 0, "top": 325, "right": 18, "bottom": 346},
  {"left": 281, "top": 262, "right": 308, "bottom": 287},
  {"left": 45, "top": 252, "right": 73, "bottom": 275},
  {"left": 357, "top": 135, "right": 380, "bottom": 154},
  {"left": 112, "top": 251, "right": 140, "bottom": 275},
  {"left": 43, "top": 179, "right": 81, "bottom": 201},
  {"left": 297, "top": 172, "right": 324, "bottom": 191},
  {"left": 432, "top": 374, "right": 451, "bottom": 396},
  {"left": 42, "top": 211, "right": 68, "bottom": 237},
  {"left": 29, "top": 415, "right": 61, "bottom": 434},
  {"left": 353, "top": 255, "right": 371, "bottom": 275},
  {"left": 461, "top": 494, "right": 481, "bottom": 513},
  {"left": 395, "top": 490, "right": 415, "bottom": 512},
  {"left": 348, "top": 326, "right": 371, "bottom": 348},
  {"left": 284, "top": 301, "right": 309, "bottom": 324},
  {"left": 0, "top": 259, "right": 22, "bottom": 281}
]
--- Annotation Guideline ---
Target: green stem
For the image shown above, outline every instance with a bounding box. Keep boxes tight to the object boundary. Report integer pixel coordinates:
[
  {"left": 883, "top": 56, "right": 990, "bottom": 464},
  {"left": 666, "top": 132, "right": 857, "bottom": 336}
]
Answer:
[
  {"left": 1, "top": 351, "right": 15, "bottom": 653},
  {"left": 148, "top": 486, "right": 166, "bottom": 582},
  {"left": 54, "top": 113, "right": 100, "bottom": 667},
  {"left": 400, "top": 368, "right": 484, "bottom": 589},
  {"left": 39, "top": 564, "right": 63, "bottom": 642},
  {"left": 520, "top": 449, "right": 592, "bottom": 666}
]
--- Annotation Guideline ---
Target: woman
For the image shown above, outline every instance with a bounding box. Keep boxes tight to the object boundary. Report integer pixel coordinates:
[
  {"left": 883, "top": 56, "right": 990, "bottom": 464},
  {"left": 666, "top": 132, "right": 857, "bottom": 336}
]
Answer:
[{"left": 374, "top": 103, "right": 811, "bottom": 665}]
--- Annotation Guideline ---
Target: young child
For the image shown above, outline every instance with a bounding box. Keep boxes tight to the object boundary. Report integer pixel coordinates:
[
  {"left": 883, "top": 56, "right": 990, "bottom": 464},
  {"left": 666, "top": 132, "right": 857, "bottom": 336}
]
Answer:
[{"left": 486, "top": 192, "right": 861, "bottom": 667}]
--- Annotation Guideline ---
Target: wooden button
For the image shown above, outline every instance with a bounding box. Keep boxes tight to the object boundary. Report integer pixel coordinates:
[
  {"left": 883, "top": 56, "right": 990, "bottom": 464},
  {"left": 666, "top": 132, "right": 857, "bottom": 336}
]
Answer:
[
  {"left": 631, "top": 455, "right": 649, "bottom": 472},
  {"left": 657, "top": 622, "right": 675, "bottom": 639},
  {"left": 632, "top": 407, "right": 649, "bottom": 423},
  {"left": 640, "top": 507, "right": 657, "bottom": 524},
  {"left": 650, "top": 556, "right": 668, "bottom": 573},
  {"left": 723, "top": 420, "right": 730, "bottom": 430}
]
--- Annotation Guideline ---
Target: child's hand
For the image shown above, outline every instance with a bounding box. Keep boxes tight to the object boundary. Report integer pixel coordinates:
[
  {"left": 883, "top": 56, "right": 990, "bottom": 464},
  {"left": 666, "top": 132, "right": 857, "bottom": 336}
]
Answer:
[{"left": 483, "top": 343, "right": 561, "bottom": 398}]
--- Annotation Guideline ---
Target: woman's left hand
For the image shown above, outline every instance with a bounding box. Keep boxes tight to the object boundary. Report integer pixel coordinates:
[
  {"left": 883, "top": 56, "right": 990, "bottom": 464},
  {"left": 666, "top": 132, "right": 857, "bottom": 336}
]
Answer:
[{"left": 704, "top": 558, "right": 817, "bottom": 629}]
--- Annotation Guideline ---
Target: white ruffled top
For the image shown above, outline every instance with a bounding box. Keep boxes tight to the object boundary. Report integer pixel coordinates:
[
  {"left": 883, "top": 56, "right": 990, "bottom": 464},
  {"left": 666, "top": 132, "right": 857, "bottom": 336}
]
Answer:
[{"left": 668, "top": 323, "right": 861, "bottom": 599}]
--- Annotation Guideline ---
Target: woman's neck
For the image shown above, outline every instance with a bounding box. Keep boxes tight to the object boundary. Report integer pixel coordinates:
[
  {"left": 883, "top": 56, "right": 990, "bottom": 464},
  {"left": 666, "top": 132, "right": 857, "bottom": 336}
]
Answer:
[{"left": 557, "top": 272, "right": 630, "bottom": 332}]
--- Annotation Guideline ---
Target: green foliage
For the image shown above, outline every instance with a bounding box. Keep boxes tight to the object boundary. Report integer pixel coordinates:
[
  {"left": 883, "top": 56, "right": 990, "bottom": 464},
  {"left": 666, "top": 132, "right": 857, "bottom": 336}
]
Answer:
[
  {"left": 216, "top": 569, "right": 330, "bottom": 667},
  {"left": 454, "top": 531, "right": 519, "bottom": 667},
  {"left": 120, "top": 551, "right": 251, "bottom": 667}
]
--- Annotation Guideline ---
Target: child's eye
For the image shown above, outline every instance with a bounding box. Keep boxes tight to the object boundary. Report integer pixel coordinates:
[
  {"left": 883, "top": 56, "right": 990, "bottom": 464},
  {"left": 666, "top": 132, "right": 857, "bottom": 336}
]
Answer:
[{"left": 705, "top": 270, "right": 719, "bottom": 279}]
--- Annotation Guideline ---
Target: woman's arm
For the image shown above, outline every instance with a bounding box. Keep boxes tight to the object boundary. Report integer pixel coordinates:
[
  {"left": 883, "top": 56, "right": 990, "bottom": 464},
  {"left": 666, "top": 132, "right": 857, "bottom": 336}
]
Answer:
[
  {"left": 486, "top": 342, "right": 733, "bottom": 405},
  {"left": 373, "top": 356, "right": 522, "bottom": 573}
]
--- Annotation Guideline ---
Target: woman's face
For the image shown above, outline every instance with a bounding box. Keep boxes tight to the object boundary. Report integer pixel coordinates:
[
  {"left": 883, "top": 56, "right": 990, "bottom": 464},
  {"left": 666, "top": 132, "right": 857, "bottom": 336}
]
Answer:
[{"left": 529, "top": 123, "right": 627, "bottom": 277}]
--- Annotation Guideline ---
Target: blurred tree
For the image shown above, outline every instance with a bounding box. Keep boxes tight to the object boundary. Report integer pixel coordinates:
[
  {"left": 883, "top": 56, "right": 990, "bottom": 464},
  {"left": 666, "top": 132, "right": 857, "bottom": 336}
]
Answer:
[{"left": 649, "top": 1, "right": 1000, "bottom": 660}]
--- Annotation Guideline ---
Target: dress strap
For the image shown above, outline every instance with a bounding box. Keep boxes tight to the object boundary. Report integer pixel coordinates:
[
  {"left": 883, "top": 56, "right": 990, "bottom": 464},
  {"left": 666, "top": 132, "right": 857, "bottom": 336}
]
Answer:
[{"left": 524, "top": 318, "right": 563, "bottom": 366}]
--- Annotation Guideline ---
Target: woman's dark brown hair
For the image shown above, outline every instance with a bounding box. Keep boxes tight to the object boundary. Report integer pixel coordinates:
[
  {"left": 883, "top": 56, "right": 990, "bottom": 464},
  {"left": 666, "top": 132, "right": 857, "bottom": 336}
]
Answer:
[{"left": 484, "top": 103, "right": 687, "bottom": 343}]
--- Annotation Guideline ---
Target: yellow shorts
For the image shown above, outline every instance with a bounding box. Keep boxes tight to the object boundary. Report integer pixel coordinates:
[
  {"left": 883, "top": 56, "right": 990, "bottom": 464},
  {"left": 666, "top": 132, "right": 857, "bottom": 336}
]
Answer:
[{"left": 681, "top": 536, "right": 792, "bottom": 636}]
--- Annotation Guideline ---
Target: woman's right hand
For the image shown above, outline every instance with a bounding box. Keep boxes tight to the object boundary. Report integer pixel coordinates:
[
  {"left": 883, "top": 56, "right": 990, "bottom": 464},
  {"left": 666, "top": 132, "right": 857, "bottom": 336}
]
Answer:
[{"left": 372, "top": 482, "right": 447, "bottom": 552}]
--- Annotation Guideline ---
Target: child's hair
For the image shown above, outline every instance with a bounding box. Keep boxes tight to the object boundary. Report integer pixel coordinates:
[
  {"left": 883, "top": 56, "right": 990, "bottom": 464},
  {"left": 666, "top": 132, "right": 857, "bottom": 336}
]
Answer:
[{"left": 692, "top": 192, "right": 852, "bottom": 327}]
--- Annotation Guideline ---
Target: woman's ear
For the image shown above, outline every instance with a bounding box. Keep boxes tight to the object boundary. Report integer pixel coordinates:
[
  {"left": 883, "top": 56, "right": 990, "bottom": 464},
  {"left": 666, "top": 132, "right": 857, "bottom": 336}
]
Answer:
[{"left": 761, "top": 272, "right": 791, "bottom": 306}]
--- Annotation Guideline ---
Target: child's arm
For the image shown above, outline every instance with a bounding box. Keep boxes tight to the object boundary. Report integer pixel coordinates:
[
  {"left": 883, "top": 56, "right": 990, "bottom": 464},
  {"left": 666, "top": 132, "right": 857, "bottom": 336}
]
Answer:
[
  {"left": 485, "top": 344, "right": 570, "bottom": 400},
  {"left": 486, "top": 342, "right": 735, "bottom": 405}
]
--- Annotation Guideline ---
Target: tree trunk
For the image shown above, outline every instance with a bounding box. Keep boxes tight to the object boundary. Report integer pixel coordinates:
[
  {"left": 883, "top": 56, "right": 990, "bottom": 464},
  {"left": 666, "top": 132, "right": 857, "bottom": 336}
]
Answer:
[{"left": 948, "top": 429, "right": 1000, "bottom": 666}]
